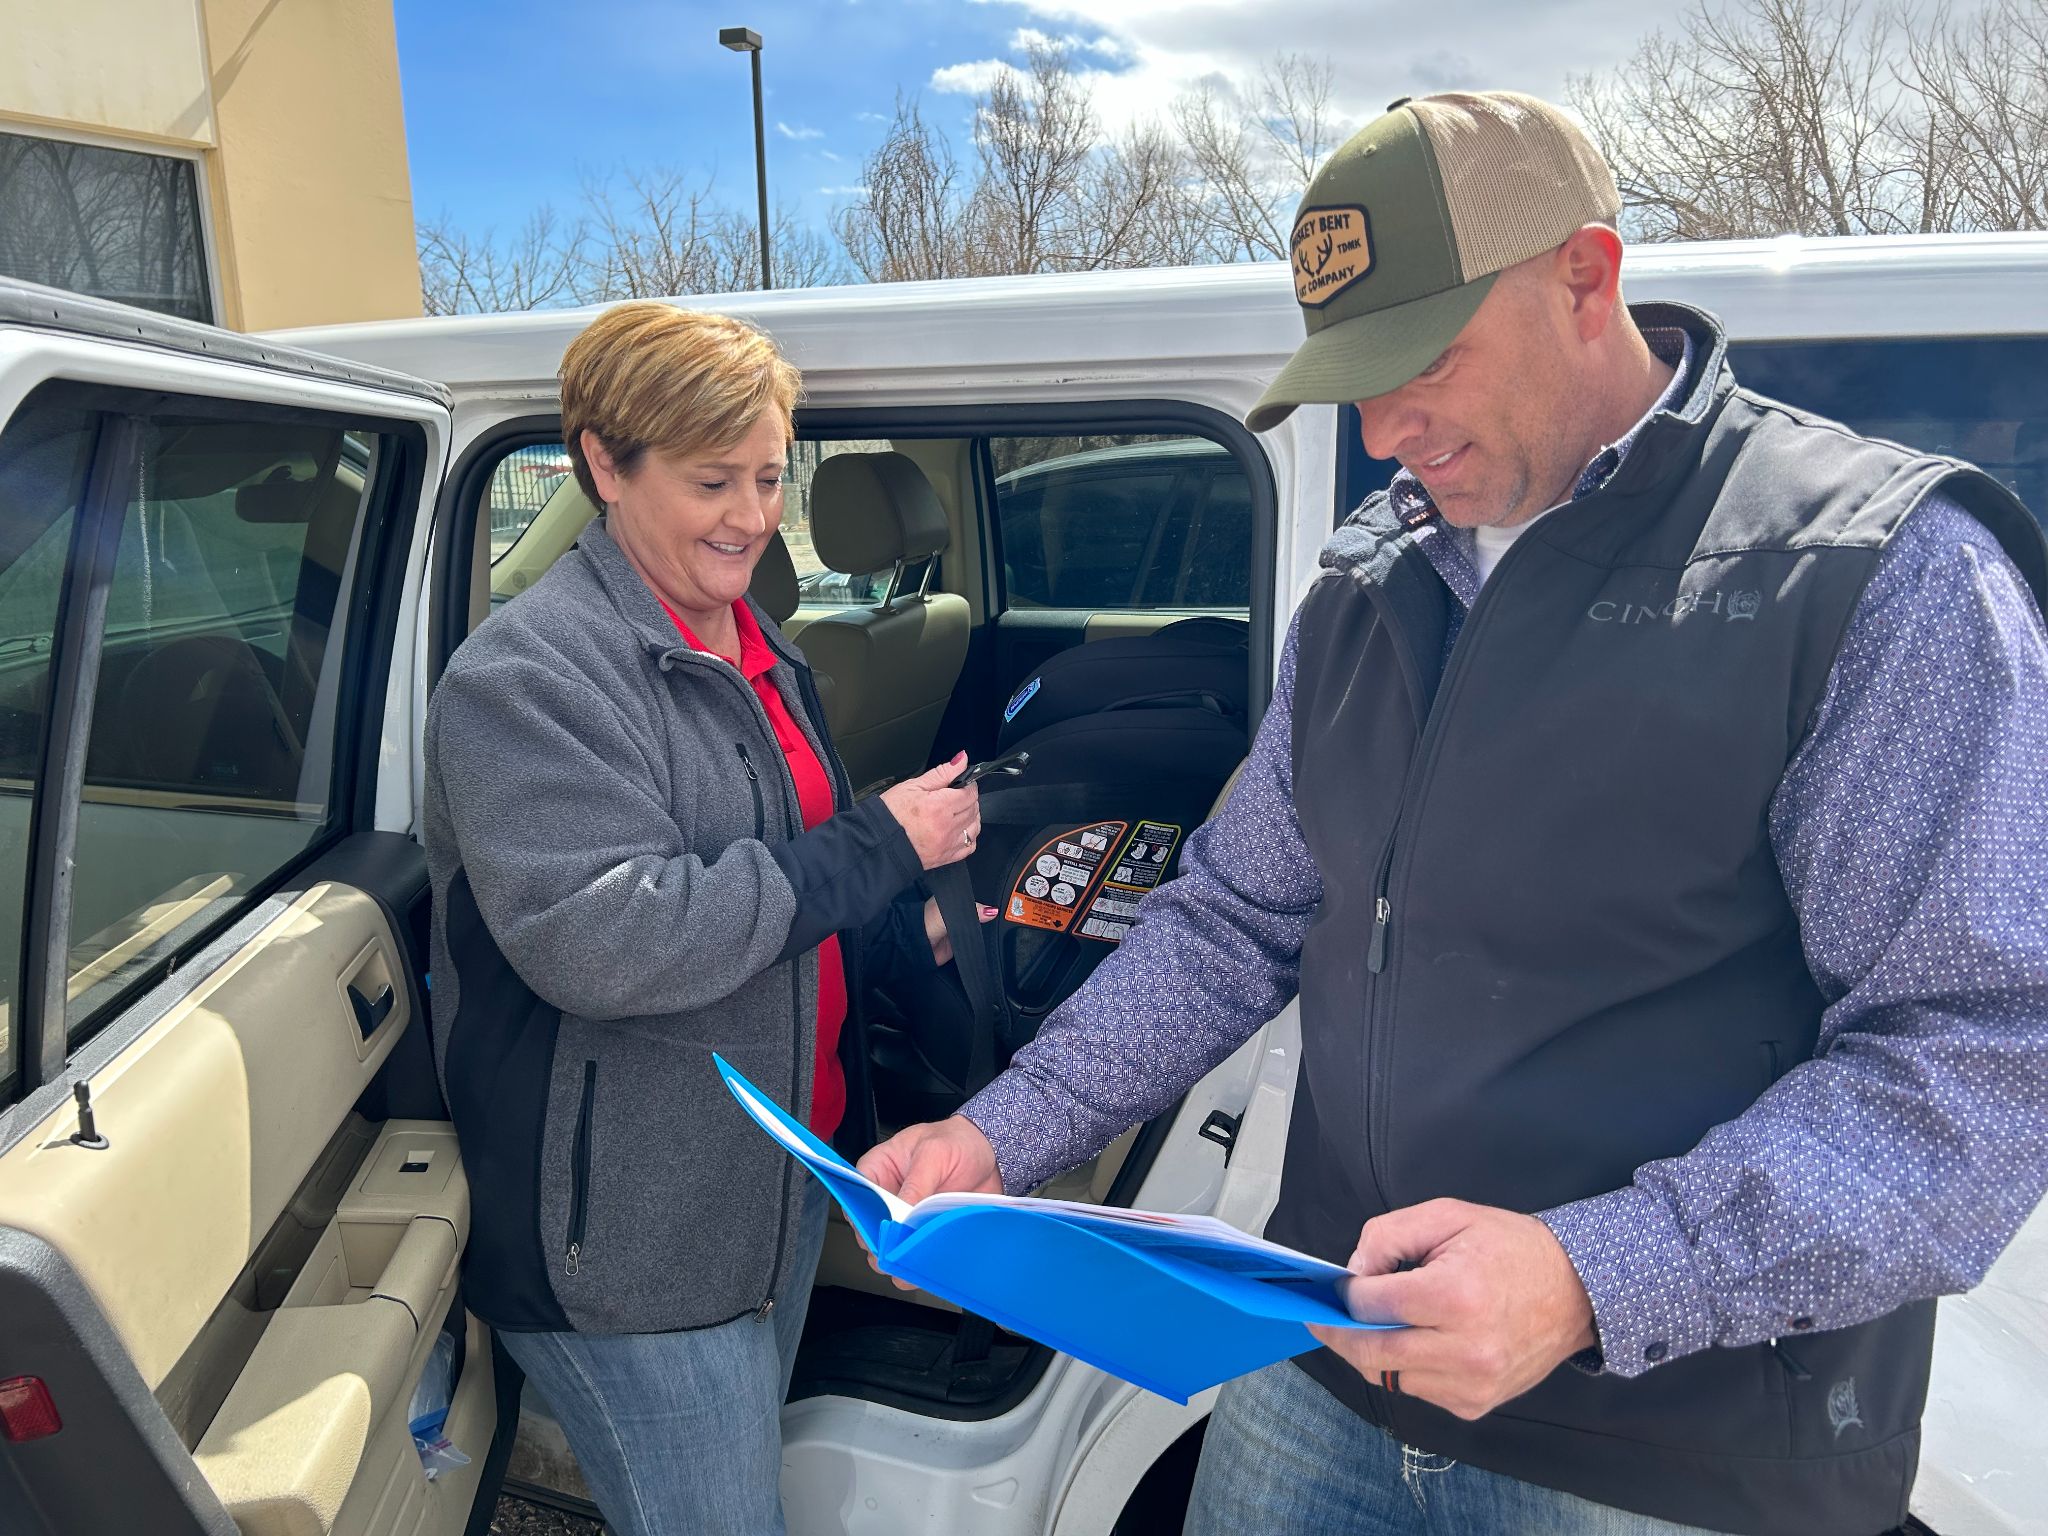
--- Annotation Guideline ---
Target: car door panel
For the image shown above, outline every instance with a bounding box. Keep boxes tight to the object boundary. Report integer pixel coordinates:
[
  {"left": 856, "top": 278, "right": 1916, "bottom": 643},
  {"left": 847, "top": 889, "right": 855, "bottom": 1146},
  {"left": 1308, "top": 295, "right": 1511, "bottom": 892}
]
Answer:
[
  {"left": 1078, "top": 612, "right": 1186, "bottom": 644},
  {"left": 0, "top": 1225, "right": 241, "bottom": 1536},
  {"left": 0, "top": 301, "right": 498, "bottom": 1536},
  {"left": 0, "top": 852, "right": 483, "bottom": 1536},
  {"left": 0, "top": 877, "right": 416, "bottom": 1390}
]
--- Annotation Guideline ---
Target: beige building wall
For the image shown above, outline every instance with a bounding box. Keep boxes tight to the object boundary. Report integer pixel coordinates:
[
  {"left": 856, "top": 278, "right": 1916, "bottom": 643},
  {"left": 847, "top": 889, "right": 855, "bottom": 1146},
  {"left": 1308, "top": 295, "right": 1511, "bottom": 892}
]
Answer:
[{"left": 0, "top": 0, "right": 422, "bottom": 330}]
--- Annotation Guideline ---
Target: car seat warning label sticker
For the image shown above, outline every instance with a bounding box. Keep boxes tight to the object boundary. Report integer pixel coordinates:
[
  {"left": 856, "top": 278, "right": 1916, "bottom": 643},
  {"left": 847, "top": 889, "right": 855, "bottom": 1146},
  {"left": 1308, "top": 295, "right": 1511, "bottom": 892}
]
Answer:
[
  {"left": 1008, "top": 820, "right": 1126, "bottom": 934},
  {"left": 1077, "top": 821, "right": 1183, "bottom": 944}
]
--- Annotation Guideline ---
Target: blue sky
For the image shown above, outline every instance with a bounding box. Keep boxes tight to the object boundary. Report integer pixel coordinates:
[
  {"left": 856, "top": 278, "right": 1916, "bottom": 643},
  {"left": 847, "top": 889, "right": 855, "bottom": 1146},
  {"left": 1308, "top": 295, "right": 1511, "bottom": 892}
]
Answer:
[{"left": 395, "top": 0, "right": 1670, "bottom": 245}]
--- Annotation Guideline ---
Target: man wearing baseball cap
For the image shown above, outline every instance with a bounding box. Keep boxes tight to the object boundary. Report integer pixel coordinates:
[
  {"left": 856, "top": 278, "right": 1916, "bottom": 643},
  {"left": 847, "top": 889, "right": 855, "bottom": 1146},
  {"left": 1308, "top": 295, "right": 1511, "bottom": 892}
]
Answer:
[{"left": 863, "top": 92, "right": 2048, "bottom": 1533}]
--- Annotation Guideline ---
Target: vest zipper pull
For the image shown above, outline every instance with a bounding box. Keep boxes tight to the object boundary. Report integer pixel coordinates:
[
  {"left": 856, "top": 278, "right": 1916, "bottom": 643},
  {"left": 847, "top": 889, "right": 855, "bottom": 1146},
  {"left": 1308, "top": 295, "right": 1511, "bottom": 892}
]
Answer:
[
  {"left": 756, "top": 1295, "right": 776, "bottom": 1322},
  {"left": 1368, "top": 896, "right": 1391, "bottom": 973},
  {"left": 1770, "top": 1339, "right": 1812, "bottom": 1380},
  {"left": 565, "top": 1242, "right": 581, "bottom": 1277}
]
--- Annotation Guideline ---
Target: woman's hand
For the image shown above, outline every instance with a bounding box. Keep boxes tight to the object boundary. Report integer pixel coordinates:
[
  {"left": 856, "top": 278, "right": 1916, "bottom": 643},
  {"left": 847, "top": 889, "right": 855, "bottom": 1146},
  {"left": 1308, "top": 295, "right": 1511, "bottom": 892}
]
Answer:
[
  {"left": 923, "top": 896, "right": 998, "bottom": 967},
  {"left": 880, "top": 754, "right": 983, "bottom": 871}
]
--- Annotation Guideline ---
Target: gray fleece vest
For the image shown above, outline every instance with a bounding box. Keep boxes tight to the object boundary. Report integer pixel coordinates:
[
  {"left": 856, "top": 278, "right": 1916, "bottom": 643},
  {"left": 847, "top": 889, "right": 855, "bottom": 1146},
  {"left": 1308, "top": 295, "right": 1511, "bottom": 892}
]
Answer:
[{"left": 1270, "top": 306, "right": 2048, "bottom": 1536}]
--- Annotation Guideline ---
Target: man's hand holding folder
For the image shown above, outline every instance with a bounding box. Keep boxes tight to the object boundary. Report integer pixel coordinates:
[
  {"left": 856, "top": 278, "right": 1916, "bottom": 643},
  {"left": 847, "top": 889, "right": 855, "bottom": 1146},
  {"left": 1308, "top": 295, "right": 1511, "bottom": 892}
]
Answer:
[
  {"left": 855, "top": 1115, "right": 1001, "bottom": 1289},
  {"left": 1305, "top": 1198, "right": 1600, "bottom": 1422}
]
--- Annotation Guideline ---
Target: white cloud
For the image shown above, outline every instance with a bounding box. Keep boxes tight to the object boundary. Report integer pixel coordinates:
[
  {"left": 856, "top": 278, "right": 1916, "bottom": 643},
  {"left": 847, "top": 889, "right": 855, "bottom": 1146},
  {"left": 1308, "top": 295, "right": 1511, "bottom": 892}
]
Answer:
[
  {"left": 1008, "top": 25, "right": 1127, "bottom": 58},
  {"left": 820, "top": 149, "right": 844, "bottom": 163},
  {"left": 949, "top": 0, "right": 1669, "bottom": 141},
  {"left": 931, "top": 59, "right": 1013, "bottom": 95},
  {"left": 776, "top": 121, "right": 825, "bottom": 141},
  {"left": 857, "top": 110, "right": 889, "bottom": 123},
  {"left": 818, "top": 184, "right": 868, "bottom": 197}
]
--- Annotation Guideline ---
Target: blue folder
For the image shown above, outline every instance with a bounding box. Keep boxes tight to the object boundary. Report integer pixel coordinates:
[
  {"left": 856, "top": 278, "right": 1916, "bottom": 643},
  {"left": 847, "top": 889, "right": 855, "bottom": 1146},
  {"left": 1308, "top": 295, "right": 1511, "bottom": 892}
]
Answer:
[{"left": 715, "top": 1054, "right": 1398, "bottom": 1404}]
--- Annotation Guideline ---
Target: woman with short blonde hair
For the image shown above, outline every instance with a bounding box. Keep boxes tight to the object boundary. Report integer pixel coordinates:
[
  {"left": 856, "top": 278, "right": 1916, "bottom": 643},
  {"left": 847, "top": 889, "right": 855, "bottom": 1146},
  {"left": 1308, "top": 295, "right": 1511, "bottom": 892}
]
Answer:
[{"left": 424, "top": 301, "right": 979, "bottom": 1535}]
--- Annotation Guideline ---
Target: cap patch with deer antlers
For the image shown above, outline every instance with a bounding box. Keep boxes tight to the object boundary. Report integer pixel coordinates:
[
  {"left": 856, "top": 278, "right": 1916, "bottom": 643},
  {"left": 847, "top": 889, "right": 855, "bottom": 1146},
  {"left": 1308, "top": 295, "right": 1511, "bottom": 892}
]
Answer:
[{"left": 1291, "top": 206, "right": 1373, "bottom": 307}]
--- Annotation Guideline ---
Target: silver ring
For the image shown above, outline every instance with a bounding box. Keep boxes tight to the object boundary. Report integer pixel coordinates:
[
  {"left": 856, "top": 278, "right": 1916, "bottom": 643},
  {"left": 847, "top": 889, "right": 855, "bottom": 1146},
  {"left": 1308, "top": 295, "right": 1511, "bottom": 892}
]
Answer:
[{"left": 962, "top": 830, "right": 974, "bottom": 847}]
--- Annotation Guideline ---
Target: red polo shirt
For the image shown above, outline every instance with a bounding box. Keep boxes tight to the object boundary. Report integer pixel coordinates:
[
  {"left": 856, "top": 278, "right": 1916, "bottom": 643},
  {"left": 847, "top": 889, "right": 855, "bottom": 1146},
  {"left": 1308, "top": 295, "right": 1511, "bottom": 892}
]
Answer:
[{"left": 659, "top": 598, "right": 846, "bottom": 1139}]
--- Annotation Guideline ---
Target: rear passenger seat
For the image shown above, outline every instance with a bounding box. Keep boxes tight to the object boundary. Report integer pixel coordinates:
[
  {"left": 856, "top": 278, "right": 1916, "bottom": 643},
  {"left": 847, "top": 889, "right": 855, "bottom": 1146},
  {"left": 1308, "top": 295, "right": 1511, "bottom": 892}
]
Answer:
[{"left": 792, "top": 452, "right": 970, "bottom": 795}]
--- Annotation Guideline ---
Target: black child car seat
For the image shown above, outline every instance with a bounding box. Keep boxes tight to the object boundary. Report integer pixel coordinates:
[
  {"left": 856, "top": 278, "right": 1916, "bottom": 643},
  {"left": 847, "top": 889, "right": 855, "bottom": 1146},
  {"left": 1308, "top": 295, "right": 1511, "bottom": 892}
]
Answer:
[{"left": 868, "top": 617, "right": 1252, "bottom": 1124}]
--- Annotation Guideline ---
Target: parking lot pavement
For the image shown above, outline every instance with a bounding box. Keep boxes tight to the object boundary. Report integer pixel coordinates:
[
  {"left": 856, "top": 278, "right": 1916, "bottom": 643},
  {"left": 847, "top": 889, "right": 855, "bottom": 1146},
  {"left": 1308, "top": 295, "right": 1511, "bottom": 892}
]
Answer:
[{"left": 490, "top": 1492, "right": 605, "bottom": 1535}]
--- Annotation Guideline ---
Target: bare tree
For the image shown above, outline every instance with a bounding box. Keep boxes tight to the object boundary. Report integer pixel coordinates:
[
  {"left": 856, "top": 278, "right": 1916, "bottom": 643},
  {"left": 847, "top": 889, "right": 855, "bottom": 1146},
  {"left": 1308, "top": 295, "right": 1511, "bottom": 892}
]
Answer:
[
  {"left": 419, "top": 170, "right": 843, "bottom": 313},
  {"left": 834, "top": 97, "right": 972, "bottom": 282},
  {"left": 1174, "top": 53, "right": 1353, "bottom": 260},
  {"left": 968, "top": 43, "right": 1104, "bottom": 272},
  {"left": 1172, "top": 82, "right": 1288, "bottom": 260},
  {"left": 424, "top": 46, "right": 1353, "bottom": 307},
  {"left": 572, "top": 168, "right": 727, "bottom": 300},
  {"left": 1570, "top": 0, "right": 2048, "bottom": 241},
  {"left": 1907, "top": 0, "right": 2048, "bottom": 233},
  {"left": 417, "top": 207, "right": 581, "bottom": 316},
  {"left": 838, "top": 41, "right": 1228, "bottom": 281},
  {"left": 1069, "top": 122, "right": 1215, "bottom": 269},
  {"left": 418, "top": 2, "right": 2048, "bottom": 313}
]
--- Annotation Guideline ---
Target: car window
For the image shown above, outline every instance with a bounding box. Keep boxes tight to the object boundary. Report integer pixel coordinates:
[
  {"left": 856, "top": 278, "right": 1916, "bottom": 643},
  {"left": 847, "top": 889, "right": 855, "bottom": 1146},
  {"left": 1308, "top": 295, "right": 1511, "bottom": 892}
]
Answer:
[
  {"left": 0, "top": 396, "right": 398, "bottom": 1055},
  {"left": 1727, "top": 336, "right": 2048, "bottom": 530},
  {"left": 486, "top": 443, "right": 575, "bottom": 565},
  {"left": 990, "top": 434, "right": 1251, "bottom": 610},
  {"left": 0, "top": 403, "right": 99, "bottom": 1098},
  {"left": 1334, "top": 336, "right": 2048, "bottom": 532},
  {"left": 787, "top": 438, "right": 899, "bottom": 609}
]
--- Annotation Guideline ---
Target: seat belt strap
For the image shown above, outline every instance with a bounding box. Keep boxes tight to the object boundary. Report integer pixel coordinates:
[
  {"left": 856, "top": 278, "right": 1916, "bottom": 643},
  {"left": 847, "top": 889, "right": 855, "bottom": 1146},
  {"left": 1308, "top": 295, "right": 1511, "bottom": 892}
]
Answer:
[{"left": 926, "top": 862, "right": 1003, "bottom": 1094}]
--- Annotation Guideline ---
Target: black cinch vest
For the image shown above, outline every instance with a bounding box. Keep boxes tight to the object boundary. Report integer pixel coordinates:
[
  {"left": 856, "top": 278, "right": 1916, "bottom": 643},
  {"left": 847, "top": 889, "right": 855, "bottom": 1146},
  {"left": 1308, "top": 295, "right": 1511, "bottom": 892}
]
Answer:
[{"left": 1272, "top": 303, "right": 2048, "bottom": 1536}]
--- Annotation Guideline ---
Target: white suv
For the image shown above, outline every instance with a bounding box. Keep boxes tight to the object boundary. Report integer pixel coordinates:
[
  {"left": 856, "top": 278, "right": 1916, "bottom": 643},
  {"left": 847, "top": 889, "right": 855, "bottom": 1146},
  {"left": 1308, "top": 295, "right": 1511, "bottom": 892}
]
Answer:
[{"left": 0, "top": 232, "right": 2042, "bottom": 1536}]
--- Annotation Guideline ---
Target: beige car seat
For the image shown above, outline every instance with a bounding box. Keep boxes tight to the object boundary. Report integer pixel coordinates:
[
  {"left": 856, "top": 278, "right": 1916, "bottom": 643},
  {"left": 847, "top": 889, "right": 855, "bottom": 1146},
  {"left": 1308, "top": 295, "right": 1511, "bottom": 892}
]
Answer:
[{"left": 795, "top": 452, "right": 970, "bottom": 795}]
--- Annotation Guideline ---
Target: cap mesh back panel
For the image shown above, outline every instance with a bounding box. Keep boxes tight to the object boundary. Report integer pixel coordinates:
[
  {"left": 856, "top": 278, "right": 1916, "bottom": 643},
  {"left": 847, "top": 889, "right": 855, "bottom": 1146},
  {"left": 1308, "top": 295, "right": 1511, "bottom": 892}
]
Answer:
[{"left": 1409, "top": 92, "right": 1623, "bottom": 282}]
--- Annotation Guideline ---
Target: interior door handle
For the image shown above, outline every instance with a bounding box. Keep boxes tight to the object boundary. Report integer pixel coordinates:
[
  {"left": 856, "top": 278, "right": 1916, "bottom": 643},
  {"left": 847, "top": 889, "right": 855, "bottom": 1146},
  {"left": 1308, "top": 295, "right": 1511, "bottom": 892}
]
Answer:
[{"left": 348, "top": 981, "right": 395, "bottom": 1040}]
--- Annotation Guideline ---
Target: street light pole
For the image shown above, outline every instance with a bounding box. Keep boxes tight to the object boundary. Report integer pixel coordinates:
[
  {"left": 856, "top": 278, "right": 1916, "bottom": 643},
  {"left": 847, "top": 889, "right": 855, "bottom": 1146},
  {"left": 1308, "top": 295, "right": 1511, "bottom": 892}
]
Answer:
[{"left": 719, "top": 26, "right": 772, "bottom": 290}]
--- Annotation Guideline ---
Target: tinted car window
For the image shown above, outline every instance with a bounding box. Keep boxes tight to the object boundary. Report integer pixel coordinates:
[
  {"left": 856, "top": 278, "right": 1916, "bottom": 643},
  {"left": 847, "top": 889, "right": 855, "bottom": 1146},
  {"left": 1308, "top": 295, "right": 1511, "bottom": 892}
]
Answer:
[
  {"left": 1728, "top": 337, "right": 2048, "bottom": 529},
  {"left": 993, "top": 435, "right": 1252, "bottom": 610},
  {"left": 3, "top": 407, "right": 397, "bottom": 1045},
  {"left": 1334, "top": 336, "right": 2048, "bottom": 530},
  {"left": 0, "top": 403, "right": 98, "bottom": 1095}
]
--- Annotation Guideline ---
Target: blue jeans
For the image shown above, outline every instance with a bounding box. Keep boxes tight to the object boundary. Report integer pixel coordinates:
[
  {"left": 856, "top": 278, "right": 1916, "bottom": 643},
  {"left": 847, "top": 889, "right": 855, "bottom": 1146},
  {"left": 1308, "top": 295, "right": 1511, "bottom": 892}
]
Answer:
[
  {"left": 1185, "top": 1361, "right": 1726, "bottom": 1536},
  {"left": 500, "top": 1180, "right": 830, "bottom": 1536}
]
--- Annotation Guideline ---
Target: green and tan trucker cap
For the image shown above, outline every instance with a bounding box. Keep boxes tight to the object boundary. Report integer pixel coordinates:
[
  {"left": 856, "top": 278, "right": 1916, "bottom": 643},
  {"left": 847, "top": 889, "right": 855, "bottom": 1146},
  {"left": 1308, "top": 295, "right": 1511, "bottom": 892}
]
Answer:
[{"left": 1246, "top": 90, "right": 1622, "bottom": 433}]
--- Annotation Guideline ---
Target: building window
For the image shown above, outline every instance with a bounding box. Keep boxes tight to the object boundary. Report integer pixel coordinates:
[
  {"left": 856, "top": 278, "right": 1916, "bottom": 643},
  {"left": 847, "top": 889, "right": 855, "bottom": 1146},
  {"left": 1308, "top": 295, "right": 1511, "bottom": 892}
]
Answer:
[{"left": 0, "top": 131, "right": 212, "bottom": 323}]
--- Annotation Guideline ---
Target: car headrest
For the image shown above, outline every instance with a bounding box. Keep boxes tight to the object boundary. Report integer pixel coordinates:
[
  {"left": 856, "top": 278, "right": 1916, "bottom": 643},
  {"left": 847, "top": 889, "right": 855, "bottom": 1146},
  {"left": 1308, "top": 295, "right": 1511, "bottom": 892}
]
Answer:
[
  {"left": 751, "top": 531, "right": 800, "bottom": 624},
  {"left": 808, "top": 451, "right": 950, "bottom": 576}
]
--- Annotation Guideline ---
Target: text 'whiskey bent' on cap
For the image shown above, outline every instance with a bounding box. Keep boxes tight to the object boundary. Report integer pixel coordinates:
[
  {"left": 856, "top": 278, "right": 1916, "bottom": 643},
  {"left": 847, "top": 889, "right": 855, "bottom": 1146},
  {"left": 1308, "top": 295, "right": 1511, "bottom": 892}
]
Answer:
[{"left": 1248, "top": 90, "right": 1622, "bottom": 433}]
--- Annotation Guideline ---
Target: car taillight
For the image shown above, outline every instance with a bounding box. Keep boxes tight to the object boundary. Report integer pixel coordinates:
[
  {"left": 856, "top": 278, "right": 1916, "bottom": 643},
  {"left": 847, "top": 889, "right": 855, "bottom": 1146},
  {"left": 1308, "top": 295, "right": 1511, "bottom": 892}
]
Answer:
[{"left": 0, "top": 1376, "right": 61, "bottom": 1441}]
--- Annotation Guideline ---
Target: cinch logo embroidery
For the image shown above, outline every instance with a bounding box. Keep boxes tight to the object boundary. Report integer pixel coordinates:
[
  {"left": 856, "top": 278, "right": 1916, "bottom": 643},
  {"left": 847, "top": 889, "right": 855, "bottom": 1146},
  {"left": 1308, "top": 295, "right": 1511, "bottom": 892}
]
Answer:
[
  {"left": 1587, "top": 589, "right": 1765, "bottom": 624},
  {"left": 1292, "top": 206, "right": 1373, "bottom": 307},
  {"left": 1827, "top": 1378, "right": 1864, "bottom": 1439}
]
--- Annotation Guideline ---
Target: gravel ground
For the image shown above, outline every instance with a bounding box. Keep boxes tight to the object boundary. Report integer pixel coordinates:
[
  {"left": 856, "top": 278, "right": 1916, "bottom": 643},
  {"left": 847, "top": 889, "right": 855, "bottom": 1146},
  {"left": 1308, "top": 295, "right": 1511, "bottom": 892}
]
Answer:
[{"left": 489, "top": 1493, "right": 606, "bottom": 1535}]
